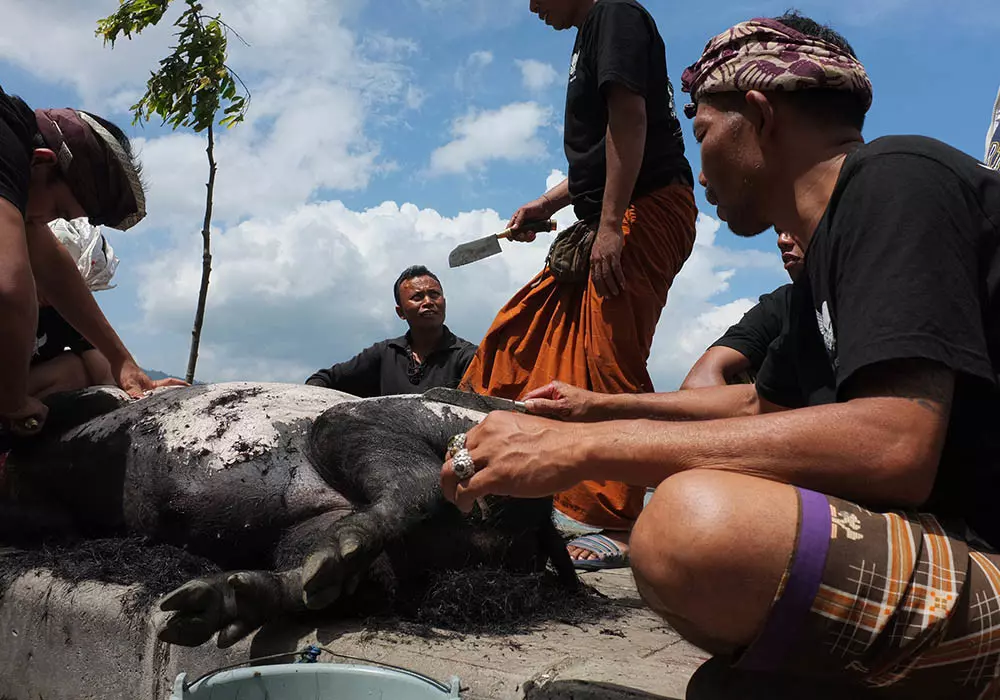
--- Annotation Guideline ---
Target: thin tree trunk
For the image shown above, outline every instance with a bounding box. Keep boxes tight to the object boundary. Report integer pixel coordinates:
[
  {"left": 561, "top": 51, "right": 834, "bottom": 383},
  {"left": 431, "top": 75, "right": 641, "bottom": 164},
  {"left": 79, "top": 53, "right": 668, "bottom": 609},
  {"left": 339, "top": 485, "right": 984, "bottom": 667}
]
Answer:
[{"left": 185, "top": 122, "right": 217, "bottom": 384}]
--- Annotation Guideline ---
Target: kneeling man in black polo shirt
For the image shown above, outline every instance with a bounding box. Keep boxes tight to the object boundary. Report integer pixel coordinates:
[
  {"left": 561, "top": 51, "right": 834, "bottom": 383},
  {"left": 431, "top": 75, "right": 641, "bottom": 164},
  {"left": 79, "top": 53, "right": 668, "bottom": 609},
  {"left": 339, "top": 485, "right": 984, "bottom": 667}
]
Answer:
[{"left": 306, "top": 266, "right": 477, "bottom": 397}]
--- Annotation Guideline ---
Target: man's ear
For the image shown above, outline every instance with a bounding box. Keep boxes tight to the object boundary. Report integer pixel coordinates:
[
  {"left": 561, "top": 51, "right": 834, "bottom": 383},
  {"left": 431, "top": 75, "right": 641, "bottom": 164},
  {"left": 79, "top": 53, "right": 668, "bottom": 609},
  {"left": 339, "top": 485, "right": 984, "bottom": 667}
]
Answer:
[
  {"left": 31, "top": 148, "right": 58, "bottom": 167},
  {"left": 744, "top": 90, "right": 776, "bottom": 143},
  {"left": 395, "top": 305, "right": 405, "bottom": 320}
]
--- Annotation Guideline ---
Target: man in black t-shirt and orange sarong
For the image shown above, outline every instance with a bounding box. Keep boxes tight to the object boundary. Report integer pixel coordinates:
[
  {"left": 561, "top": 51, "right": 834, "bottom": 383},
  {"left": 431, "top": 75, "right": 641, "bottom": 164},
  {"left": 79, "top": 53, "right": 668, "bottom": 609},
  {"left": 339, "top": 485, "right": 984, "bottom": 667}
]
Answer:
[
  {"left": 461, "top": 0, "right": 697, "bottom": 570},
  {"left": 443, "top": 11, "right": 1000, "bottom": 697}
]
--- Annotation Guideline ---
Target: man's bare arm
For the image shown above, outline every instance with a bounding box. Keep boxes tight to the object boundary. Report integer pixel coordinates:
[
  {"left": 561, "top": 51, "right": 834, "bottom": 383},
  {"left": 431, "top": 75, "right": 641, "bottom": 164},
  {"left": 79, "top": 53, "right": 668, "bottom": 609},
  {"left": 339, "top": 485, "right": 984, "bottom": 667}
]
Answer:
[
  {"left": 0, "top": 199, "right": 37, "bottom": 414},
  {"left": 680, "top": 346, "right": 753, "bottom": 390},
  {"left": 23, "top": 221, "right": 134, "bottom": 372},
  {"left": 580, "top": 359, "right": 953, "bottom": 508},
  {"left": 524, "top": 381, "right": 764, "bottom": 422},
  {"left": 540, "top": 177, "right": 572, "bottom": 212},
  {"left": 600, "top": 84, "right": 646, "bottom": 236},
  {"left": 22, "top": 222, "right": 186, "bottom": 396},
  {"left": 450, "top": 360, "right": 952, "bottom": 512},
  {"left": 589, "top": 84, "right": 647, "bottom": 297}
]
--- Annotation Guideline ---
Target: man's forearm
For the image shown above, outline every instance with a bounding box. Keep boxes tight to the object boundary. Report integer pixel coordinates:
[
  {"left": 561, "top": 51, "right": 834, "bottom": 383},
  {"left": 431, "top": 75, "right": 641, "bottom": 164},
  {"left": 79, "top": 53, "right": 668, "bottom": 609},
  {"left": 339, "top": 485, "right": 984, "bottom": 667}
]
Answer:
[
  {"left": 0, "top": 208, "right": 37, "bottom": 413},
  {"left": 541, "top": 178, "right": 572, "bottom": 212},
  {"left": 600, "top": 88, "right": 646, "bottom": 230},
  {"left": 596, "top": 384, "right": 760, "bottom": 421},
  {"left": 680, "top": 347, "right": 753, "bottom": 390},
  {"left": 24, "top": 222, "right": 133, "bottom": 369},
  {"left": 579, "top": 396, "right": 942, "bottom": 508}
]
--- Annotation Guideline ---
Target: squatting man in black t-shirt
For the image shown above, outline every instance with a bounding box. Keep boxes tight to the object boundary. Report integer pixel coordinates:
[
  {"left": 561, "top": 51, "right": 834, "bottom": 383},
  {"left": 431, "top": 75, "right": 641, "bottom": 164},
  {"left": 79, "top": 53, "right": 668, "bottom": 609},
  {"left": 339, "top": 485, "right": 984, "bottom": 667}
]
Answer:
[
  {"left": 305, "top": 266, "right": 476, "bottom": 397},
  {"left": 441, "top": 11, "right": 1000, "bottom": 697},
  {"left": 0, "top": 92, "right": 185, "bottom": 437},
  {"left": 681, "top": 81, "right": 1000, "bottom": 393},
  {"left": 680, "top": 229, "right": 802, "bottom": 389}
]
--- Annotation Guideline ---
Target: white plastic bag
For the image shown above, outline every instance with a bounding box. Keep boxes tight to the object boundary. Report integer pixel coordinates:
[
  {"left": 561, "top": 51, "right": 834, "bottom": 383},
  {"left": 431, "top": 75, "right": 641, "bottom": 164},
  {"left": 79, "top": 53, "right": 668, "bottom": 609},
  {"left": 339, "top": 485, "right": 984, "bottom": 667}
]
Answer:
[{"left": 48, "top": 217, "right": 120, "bottom": 291}]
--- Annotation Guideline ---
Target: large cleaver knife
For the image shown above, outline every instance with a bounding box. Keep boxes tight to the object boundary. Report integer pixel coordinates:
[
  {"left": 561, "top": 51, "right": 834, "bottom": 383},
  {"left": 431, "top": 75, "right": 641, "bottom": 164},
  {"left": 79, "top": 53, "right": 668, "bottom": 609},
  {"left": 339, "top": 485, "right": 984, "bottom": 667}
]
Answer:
[
  {"left": 448, "top": 219, "right": 557, "bottom": 268},
  {"left": 422, "top": 387, "right": 526, "bottom": 413}
]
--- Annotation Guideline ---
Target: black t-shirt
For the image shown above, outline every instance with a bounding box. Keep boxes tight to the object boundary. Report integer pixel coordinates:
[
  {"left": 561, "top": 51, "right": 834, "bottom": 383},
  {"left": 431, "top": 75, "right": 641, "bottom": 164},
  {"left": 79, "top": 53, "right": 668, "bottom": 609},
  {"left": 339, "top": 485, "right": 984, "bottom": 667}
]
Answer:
[
  {"left": 757, "top": 135, "right": 1000, "bottom": 546},
  {"left": 711, "top": 284, "right": 793, "bottom": 375},
  {"left": 563, "top": 0, "right": 692, "bottom": 221},
  {"left": 0, "top": 86, "right": 36, "bottom": 216},
  {"left": 33, "top": 306, "right": 94, "bottom": 365},
  {"left": 305, "top": 327, "right": 478, "bottom": 398}
]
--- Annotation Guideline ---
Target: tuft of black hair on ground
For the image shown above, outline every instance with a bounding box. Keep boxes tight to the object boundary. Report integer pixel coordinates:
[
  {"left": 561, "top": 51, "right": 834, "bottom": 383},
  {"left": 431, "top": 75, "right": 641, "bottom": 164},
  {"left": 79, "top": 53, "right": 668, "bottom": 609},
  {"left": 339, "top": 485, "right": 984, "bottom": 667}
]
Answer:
[
  {"left": 391, "top": 566, "right": 624, "bottom": 635},
  {"left": 0, "top": 537, "right": 219, "bottom": 623}
]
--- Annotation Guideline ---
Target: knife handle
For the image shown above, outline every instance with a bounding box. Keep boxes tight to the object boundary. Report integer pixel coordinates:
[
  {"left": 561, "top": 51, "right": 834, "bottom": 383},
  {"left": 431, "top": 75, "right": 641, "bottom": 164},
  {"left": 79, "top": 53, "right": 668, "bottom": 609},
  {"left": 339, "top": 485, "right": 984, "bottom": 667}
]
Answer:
[{"left": 497, "top": 219, "right": 558, "bottom": 240}]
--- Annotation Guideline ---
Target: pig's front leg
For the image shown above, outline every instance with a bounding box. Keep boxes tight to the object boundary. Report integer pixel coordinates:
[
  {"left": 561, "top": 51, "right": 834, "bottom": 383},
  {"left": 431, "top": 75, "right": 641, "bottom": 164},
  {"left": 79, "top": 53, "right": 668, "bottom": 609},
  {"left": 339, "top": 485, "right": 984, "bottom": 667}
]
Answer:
[{"left": 299, "top": 483, "right": 445, "bottom": 610}]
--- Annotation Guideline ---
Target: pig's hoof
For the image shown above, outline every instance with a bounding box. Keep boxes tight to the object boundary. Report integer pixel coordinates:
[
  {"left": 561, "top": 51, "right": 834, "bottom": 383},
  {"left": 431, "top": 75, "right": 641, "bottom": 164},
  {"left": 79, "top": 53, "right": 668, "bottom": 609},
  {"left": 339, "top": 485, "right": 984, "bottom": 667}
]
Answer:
[
  {"left": 158, "top": 571, "right": 280, "bottom": 648},
  {"left": 301, "top": 528, "right": 369, "bottom": 610}
]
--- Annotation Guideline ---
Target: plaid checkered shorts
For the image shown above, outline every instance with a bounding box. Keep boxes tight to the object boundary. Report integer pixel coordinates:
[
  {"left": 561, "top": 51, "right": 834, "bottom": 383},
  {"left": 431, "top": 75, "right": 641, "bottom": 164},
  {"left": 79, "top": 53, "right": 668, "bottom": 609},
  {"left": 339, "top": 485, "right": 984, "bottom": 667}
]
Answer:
[{"left": 739, "top": 488, "right": 1000, "bottom": 699}]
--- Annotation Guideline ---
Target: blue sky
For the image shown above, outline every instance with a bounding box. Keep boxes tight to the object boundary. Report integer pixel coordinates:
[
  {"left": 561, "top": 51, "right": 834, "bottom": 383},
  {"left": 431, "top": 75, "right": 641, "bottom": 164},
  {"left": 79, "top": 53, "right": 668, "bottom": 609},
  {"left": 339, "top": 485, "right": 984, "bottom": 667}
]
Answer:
[{"left": 2, "top": 0, "right": 998, "bottom": 389}]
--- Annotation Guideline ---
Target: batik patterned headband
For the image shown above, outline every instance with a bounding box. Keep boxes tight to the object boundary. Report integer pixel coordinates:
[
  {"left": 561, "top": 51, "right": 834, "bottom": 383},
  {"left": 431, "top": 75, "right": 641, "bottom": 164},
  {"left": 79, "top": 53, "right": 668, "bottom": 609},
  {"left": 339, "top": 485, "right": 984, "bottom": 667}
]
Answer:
[{"left": 680, "top": 18, "right": 873, "bottom": 118}]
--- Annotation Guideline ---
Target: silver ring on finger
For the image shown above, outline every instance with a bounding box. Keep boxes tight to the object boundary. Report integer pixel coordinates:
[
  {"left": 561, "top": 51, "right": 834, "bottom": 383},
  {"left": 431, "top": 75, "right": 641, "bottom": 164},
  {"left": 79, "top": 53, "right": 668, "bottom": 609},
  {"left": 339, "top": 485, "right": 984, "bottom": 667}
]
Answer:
[
  {"left": 452, "top": 448, "right": 477, "bottom": 481},
  {"left": 446, "top": 432, "right": 467, "bottom": 459}
]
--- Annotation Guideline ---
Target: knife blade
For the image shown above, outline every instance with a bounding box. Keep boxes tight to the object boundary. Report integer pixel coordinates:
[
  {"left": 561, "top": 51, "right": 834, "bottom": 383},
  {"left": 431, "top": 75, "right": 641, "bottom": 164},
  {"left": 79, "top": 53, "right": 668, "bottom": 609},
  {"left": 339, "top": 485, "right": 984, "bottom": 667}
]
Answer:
[
  {"left": 422, "top": 387, "right": 527, "bottom": 413},
  {"left": 448, "top": 219, "right": 557, "bottom": 268}
]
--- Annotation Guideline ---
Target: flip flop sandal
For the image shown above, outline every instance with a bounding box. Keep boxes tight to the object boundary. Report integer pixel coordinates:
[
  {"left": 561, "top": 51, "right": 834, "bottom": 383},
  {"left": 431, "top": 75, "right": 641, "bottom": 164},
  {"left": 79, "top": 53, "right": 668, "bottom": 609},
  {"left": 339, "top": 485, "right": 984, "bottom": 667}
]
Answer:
[{"left": 567, "top": 533, "right": 629, "bottom": 571}]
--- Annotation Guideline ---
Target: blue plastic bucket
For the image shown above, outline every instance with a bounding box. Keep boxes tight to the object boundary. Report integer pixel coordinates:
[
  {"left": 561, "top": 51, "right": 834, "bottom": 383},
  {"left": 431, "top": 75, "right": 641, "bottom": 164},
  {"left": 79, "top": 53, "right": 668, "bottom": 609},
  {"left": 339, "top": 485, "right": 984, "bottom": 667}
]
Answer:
[{"left": 172, "top": 659, "right": 461, "bottom": 700}]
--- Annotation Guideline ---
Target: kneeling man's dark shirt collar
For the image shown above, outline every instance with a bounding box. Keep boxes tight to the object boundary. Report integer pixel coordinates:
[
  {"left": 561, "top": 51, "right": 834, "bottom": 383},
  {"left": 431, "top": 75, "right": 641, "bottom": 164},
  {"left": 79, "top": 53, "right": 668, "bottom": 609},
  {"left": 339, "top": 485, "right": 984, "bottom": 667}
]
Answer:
[{"left": 305, "top": 326, "right": 478, "bottom": 398}]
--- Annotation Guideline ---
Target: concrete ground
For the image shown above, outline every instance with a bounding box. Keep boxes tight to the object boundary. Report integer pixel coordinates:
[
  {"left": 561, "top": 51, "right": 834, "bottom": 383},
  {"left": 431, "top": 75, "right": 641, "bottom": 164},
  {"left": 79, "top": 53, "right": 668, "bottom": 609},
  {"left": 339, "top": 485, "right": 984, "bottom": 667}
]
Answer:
[{"left": 0, "top": 550, "right": 705, "bottom": 700}]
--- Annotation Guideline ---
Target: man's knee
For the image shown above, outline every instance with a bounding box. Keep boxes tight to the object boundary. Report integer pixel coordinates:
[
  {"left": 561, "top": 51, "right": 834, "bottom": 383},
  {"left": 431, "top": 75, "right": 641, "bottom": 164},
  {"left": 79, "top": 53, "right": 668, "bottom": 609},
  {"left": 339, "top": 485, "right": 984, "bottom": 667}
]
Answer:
[
  {"left": 631, "top": 470, "right": 799, "bottom": 647},
  {"left": 632, "top": 471, "right": 744, "bottom": 608}
]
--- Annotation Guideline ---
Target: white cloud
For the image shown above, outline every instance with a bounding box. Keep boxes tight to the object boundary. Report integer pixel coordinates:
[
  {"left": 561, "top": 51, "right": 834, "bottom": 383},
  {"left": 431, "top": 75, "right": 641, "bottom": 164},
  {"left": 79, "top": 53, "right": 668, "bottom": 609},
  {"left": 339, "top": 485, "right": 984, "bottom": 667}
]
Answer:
[
  {"left": 134, "top": 182, "right": 784, "bottom": 388},
  {"left": 0, "top": 0, "right": 177, "bottom": 110},
  {"left": 428, "top": 102, "right": 553, "bottom": 175},
  {"left": 134, "top": 79, "right": 381, "bottom": 231},
  {"left": 516, "top": 59, "right": 560, "bottom": 92},
  {"left": 468, "top": 51, "right": 493, "bottom": 68},
  {"left": 361, "top": 33, "right": 420, "bottom": 61},
  {"left": 454, "top": 50, "right": 495, "bottom": 92},
  {"left": 649, "top": 214, "right": 784, "bottom": 389},
  {"left": 135, "top": 200, "right": 544, "bottom": 381},
  {"left": 4, "top": 0, "right": 421, "bottom": 234}
]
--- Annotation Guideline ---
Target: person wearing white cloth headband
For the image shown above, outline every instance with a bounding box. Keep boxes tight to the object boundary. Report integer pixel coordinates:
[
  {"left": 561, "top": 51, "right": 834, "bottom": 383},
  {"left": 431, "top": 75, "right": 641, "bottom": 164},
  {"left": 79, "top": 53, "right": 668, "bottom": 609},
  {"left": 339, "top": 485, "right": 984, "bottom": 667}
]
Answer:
[{"left": 0, "top": 87, "right": 185, "bottom": 438}]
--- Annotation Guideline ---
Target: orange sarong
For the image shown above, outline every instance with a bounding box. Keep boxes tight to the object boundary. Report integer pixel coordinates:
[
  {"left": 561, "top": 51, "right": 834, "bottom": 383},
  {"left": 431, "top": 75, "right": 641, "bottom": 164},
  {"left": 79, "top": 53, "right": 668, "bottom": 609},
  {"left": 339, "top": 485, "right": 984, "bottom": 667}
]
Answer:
[{"left": 461, "top": 183, "right": 697, "bottom": 531}]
